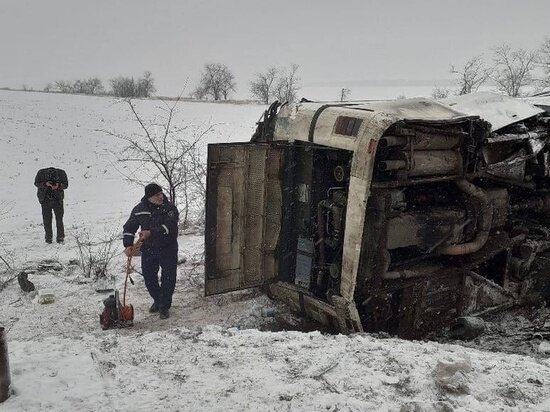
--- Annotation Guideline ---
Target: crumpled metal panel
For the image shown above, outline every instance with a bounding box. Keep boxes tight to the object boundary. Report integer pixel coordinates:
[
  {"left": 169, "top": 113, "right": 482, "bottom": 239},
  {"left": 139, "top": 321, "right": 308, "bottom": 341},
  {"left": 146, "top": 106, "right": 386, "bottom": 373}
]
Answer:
[
  {"left": 443, "top": 92, "right": 544, "bottom": 132},
  {"left": 273, "top": 98, "right": 475, "bottom": 151}
]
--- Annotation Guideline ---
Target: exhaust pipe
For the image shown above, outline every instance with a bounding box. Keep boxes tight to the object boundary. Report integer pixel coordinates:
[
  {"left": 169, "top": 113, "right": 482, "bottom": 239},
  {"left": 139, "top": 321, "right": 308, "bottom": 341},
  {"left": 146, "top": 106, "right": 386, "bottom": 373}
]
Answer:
[
  {"left": 0, "top": 327, "right": 11, "bottom": 403},
  {"left": 438, "top": 180, "right": 493, "bottom": 256}
]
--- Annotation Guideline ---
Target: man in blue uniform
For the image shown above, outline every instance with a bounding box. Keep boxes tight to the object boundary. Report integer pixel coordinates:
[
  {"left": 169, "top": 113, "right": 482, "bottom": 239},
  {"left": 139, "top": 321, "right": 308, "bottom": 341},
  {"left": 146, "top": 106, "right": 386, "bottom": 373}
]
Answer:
[{"left": 123, "top": 183, "right": 179, "bottom": 319}]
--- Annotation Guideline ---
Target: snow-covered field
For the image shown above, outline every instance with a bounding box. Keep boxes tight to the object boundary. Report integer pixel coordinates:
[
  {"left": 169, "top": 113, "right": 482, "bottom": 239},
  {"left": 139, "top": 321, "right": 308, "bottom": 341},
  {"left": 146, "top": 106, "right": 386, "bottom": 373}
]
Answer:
[
  {"left": 1, "top": 90, "right": 550, "bottom": 411},
  {"left": 300, "top": 85, "right": 438, "bottom": 101}
]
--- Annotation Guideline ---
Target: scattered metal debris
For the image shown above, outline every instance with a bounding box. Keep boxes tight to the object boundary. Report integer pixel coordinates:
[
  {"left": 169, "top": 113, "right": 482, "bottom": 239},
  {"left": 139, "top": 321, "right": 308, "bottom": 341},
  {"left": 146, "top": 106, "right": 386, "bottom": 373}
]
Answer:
[
  {"left": 449, "top": 317, "right": 486, "bottom": 340},
  {"left": 17, "top": 271, "right": 35, "bottom": 293}
]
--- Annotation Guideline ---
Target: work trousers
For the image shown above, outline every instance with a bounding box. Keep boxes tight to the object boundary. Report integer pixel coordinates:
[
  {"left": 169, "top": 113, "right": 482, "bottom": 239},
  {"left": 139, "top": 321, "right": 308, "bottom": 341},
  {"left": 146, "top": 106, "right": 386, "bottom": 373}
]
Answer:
[
  {"left": 41, "top": 201, "right": 64, "bottom": 242},
  {"left": 141, "top": 248, "right": 178, "bottom": 311}
]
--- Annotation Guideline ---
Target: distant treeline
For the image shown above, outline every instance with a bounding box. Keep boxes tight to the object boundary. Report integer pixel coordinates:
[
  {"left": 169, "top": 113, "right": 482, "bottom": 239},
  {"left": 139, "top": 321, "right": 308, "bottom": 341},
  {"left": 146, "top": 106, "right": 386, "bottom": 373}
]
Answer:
[
  {"left": 14, "top": 35, "right": 550, "bottom": 103},
  {"left": 41, "top": 71, "right": 156, "bottom": 98}
]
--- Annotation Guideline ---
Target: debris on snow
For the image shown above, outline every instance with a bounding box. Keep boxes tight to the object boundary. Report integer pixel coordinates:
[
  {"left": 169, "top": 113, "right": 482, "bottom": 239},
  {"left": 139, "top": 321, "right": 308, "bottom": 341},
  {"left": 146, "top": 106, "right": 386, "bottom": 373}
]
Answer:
[{"left": 434, "top": 356, "right": 472, "bottom": 395}]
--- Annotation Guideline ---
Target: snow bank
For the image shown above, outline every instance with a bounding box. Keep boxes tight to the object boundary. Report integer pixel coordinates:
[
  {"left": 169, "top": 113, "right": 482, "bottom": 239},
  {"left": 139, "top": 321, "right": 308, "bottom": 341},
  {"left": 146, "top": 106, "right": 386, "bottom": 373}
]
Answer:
[{"left": 5, "top": 327, "right": 550, "bottom": 411}]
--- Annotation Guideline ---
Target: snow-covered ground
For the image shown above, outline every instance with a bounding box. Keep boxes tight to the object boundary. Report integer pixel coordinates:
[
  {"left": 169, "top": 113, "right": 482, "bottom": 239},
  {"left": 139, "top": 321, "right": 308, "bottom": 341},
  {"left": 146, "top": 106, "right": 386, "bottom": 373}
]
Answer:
[{"left": 1, "top": 90, "right": 550, "bottom": 411}]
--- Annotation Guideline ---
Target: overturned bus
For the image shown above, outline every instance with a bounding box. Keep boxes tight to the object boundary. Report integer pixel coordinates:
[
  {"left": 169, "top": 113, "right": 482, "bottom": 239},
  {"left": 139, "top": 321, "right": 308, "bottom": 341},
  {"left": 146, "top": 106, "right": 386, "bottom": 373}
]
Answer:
[{"left": 204, "top": 92, "right": 550, "bottom": 338}]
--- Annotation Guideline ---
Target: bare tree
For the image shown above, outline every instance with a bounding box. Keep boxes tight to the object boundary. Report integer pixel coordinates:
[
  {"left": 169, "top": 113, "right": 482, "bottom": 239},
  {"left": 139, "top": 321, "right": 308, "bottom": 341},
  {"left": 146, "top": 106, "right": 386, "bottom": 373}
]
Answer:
[
  {"left": 450, "top": 55, "right": 490, "bottom": 95},
  {"left": 492, "top": 44, "right": 539, "bottom": 97},
  {"left": 274, "top": 64, "right": 301, "bottom": 103},
  {"left": 340, "top": 88, "right": 351, "bottom": 102},
  {"left": 220, "top": 69, "right": 236, "bottom": 100},
  {"left": 250, "top": 67, "right": 279, "bottom": 104},
  {"left": 538, "top": 37, "right": 550, "bottom": 91},
  {"left": 135, "top": 71, "right": 156, "bottom": 98},
  {"left": 102, "top": 99, "right": 214, "bottom": 224},
  {"left": 195, "top": 63, "right": 236, "bottom": 101}
]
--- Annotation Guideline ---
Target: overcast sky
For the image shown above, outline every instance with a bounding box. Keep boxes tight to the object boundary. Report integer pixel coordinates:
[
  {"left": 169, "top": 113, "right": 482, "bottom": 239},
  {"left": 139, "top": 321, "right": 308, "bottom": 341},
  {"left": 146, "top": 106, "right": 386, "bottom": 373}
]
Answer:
[{"left": 0, "top": 0, "right": 548, "bottom": 97}]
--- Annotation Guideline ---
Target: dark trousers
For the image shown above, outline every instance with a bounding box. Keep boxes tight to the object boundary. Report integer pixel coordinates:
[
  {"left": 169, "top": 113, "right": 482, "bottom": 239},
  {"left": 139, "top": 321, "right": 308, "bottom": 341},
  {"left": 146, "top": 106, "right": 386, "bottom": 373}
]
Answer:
[
  {"left": 141, "top": 248, "right": 178, "bottom": 311},
  {"left": 41, "top": 201, "right": 64, "bottom": 241}
]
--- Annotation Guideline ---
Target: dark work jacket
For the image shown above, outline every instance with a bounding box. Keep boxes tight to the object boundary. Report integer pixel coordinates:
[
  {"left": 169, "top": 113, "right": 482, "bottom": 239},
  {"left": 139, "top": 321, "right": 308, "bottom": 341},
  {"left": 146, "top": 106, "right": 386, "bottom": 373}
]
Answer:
[
  {"left": 123, "top": 195, "right": 179, "bottom": 252},
  {"left": 34, "top": 167, "right": 69, "bottom": 204}
]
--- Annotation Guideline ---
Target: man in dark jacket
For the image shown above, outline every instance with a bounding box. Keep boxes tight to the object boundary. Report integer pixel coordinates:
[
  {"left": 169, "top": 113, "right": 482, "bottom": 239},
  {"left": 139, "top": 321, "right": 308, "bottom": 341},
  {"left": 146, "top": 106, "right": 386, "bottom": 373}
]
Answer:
[
  {"left": 123, "top": 183, "right": 179, "bottom": 319},
  {"left": 34, "top": 167, "right": 69, "bottom": 244}
]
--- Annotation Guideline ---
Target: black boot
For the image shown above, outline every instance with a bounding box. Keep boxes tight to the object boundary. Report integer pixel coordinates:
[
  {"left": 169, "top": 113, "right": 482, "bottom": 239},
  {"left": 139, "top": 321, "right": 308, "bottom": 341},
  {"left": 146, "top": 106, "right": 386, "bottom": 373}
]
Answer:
[{"left": 149, "top": 302, "right": 159, "bottom": 313}]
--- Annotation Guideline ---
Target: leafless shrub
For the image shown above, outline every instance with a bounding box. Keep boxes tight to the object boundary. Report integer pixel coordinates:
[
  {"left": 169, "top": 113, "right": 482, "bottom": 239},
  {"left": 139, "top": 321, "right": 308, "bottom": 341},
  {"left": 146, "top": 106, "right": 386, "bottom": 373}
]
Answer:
[
  {"left": 182, "top": 251, "right": 205, "bottom": 290},
  {"left": 73, "top": 229, "right": 119, "bottom": 280},
  {"left": 110, "top": 72, "right": 155, "bottom": 98},
  {"left": 0, "top": 201, "right": 14, "bottom": 271},
  {"left": 103, "top": 98, "right": 213, "bottom": 225},
  {"left": 0, "top": 253, "right": 12, "bottom": 272},
  {"left": 431, "top": 86, "right": 451, "bottom": 99}
]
